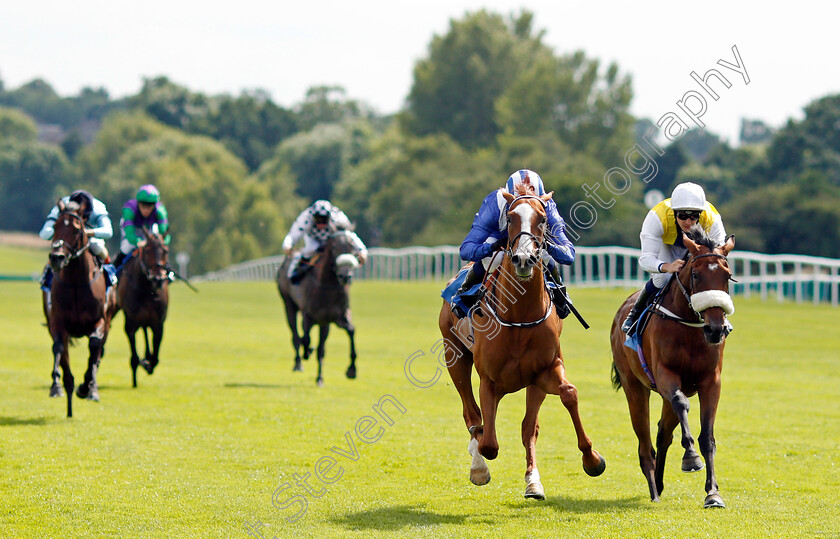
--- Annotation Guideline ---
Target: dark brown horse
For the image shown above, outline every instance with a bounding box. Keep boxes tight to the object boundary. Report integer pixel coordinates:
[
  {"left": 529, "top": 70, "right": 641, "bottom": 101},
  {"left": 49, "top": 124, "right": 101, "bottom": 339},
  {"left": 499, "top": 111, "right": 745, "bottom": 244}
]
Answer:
[
  {"left": 438, "top": 188, "right": 605, "bottom": 499},
  {"left": 44, "top": 200, "right": 118, "bottom": 417},
  {"left": 609, "top": 228, "right": 735, "bottom": 508},
  {"left": 116, "top": 228, "right": 170, "bottom": 388},
  {"left": 277, "top": 230, "right": 362, "bottom": 386}
]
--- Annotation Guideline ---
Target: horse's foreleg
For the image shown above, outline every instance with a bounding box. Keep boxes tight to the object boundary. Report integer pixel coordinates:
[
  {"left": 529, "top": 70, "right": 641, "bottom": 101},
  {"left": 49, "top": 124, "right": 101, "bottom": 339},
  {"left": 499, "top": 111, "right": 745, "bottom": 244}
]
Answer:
[
  {"left": 476, "top": 377, "right": 501, "bottom": 460},
  {"left": 50, "top": 336, "right": 66, "bottom": 398},
  {"left": 77, "top": 322, "right": 105, "bottom": 402},
  {"left": 654, "top": 399, "right": 679, "bottom": 498},
  {"left": 282, "top": 297, "right": 303, "bottom": 371},
  {"left": 148, "top": 322, "right": 163, "bottom": 374},
  {"left": 126, "top": 319, "right": 140, "bottom": 388},
  {"left": 522, "top": 385, "right": 547, "bottom": 499},
  {"left": 698, "top": 380, "right": 725, "bottom": 508},
  {"left": 314, "top": 323, "right": 330, "bottom": 387},
  {"left": 536, "top": 355, "right": 606, "bottom": 477},
  {"left": 660, "top": 382, "right": 703, "bottom": 474},
  {"left": 301, "top": 314, "right": 314, "bottom": 361},
  {"left": 337, "top": 313, "right": 356, "bottom": 379}
]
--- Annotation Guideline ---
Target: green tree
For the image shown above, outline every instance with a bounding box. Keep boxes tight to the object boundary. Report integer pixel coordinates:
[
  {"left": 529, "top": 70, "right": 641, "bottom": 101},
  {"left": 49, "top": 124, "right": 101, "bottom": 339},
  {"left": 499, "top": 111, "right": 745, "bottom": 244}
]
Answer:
[
  {"left": 496, "top": 49, "right": 634, "bottom": 166},
  {"left": 197, "top": 90, "right": 298, "bottom": 172},
  {"left": 0, "top": 106, "right": 38, "bottom": 141},
  {"left": 295, "top": 86, "right": 367, "bottom": 131},
  {"left": 130, "top": 76, "right": 211, "bottom": 131},
  {"left": 404, "top": 10, "right": 543, "bottom": 149},
  {"left": 0, "top": 139, "right": 71, "bottom": 232}
]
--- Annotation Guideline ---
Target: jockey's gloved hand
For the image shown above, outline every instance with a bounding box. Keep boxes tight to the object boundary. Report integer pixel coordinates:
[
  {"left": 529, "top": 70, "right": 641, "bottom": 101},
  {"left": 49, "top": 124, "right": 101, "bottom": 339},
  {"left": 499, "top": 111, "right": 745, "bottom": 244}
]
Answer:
[{"left": 490, "top": 239, "right": 506, "bottom": 252}]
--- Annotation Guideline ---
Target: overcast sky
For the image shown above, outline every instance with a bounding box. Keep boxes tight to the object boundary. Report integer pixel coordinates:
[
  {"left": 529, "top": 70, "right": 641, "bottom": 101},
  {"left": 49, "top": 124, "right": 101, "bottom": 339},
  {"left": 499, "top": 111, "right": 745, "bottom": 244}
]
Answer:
[{"left": 2, "top": 0, "right": 838, "bottom": 144}]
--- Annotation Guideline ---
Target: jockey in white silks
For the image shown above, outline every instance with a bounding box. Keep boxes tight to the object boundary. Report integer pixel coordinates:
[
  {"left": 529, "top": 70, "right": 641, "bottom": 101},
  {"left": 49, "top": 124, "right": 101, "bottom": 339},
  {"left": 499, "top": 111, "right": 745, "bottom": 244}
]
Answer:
[
  {"left": 282, "top": 200, "right": 368, "bottom": 284},
  {"left": 621, "top": 182, "right": 731, "bottom": 333},
  {"left": 39, "top": 190, "right": 115, "bottom": 314}
]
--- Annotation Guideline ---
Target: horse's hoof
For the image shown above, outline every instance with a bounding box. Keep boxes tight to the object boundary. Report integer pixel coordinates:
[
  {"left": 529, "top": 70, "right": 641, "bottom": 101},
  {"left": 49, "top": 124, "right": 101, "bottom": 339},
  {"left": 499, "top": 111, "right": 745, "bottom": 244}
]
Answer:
[
  {"left": 49, "top": 384, "right": 64, "bottom": 398},
  {"left": 682, "top": 456, "right": 705, "bottom": 472},
  {"left": 524, "top": 482, "right": 545, "bottom": 500},
  {"left": 140, "top": 358, "right": 154, "bottom": 375},
  {"left": 470, "top": 468, "right": 491, "bottom": 486},
  {"left": 293, "top": 362, "right": 303, "bottom": 372},
  {"left": 346, "top": 366, "right": 356, "bottom": 379},
  {"left": 584, "top": 454, "right": 606, "bottom": 477},
  {"left": 704, "top": 494, "right": 725, "bottom": 508},
  {"left": 316, "top": 378, "right": 324, "bottom": 387},
  {"left": 76, "top": 383, "right": 99, "bottom": 401}
]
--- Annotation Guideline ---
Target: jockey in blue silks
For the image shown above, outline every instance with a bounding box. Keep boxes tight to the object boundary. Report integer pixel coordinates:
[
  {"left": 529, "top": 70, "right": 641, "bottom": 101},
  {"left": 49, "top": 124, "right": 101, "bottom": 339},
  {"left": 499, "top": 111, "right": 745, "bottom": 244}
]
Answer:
[{"left": 452, "top": 169, "right": 575, "bottom": 318}]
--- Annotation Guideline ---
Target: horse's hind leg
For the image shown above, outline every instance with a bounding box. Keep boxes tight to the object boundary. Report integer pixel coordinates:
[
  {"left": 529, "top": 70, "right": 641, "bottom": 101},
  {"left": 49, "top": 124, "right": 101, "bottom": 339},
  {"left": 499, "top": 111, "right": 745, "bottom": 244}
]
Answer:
[
  {"left": 522, "top": 385, "right": 547, "bottom": 499},
  {"left": 619, "top": 373, "right": 658, "bottom": 501},
  {"left": 536, "top": 354, "right": 606, "bottom": 477}
]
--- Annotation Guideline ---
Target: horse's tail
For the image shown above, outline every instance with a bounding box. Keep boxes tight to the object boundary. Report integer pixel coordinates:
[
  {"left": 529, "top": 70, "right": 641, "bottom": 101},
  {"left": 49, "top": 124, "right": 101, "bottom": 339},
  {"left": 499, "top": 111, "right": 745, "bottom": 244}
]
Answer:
[{"left": 610, "top": 361, "right": 622, "bottom": 391}]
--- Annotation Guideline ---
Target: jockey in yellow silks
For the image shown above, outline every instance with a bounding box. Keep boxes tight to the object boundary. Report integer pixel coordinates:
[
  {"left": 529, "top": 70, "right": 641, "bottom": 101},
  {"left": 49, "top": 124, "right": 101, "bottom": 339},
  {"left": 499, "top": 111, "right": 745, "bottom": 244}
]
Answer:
[{"left": 621, "top": 182, "right": 727, "bottom": 333}]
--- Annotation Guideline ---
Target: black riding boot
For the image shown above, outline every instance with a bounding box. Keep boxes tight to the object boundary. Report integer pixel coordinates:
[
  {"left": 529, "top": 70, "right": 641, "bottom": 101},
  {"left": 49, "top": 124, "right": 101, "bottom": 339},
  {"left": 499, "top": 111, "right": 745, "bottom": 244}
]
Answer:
[
  {"left": 621, "top": 287, "right": 652, "bottom": 334},
  {"left": 457, "top": 265, "right": 483, "bottom": 294},
  {"left": 547, "top": 265, "right": 571, "bottom": 319},
  {"left": 451, "top": 265, "right": 485, "bottom": 318},
  {"left": 290, "top": 257, "right": 312, "bottom": 285},
  {"left": 113, "top": 252, "right": 126, "bottom": 270}
]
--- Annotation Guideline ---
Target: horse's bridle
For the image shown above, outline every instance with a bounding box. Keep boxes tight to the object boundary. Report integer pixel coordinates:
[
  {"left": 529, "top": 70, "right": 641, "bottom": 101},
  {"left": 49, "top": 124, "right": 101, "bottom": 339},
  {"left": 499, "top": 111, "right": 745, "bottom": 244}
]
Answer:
[
  {"left": 673, "top": 252, "right": 732, "bottom": 317},
  {"left": 138, "top": 239, "right": 170, "bottom": 285},
  {"left": 50, "top": 210, "right": 91, "bottom": 270},
  {"left": 505, "top": 195, "right": 548, "bottom": 261}
]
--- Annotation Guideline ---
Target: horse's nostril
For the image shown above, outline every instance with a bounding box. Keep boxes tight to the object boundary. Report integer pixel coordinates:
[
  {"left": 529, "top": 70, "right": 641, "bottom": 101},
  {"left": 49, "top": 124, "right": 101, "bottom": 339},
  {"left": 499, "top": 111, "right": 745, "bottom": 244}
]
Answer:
[{"left": 511, "top": 254, "right": 521, "bottom": 265}]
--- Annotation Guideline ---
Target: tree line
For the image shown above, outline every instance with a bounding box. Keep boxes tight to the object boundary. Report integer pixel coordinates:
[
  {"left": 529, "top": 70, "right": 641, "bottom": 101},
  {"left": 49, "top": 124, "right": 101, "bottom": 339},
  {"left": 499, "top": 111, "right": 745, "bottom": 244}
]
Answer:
[{"left": 1, "top": 9, "right": 838, "bottom": 275}]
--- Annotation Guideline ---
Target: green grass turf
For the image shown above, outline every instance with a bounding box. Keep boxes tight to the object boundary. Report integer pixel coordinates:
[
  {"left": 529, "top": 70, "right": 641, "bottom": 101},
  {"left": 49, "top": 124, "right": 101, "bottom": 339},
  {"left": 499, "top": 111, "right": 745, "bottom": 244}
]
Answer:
[{"left": 1, "top": 245, "right": 839, "bottom": 537}]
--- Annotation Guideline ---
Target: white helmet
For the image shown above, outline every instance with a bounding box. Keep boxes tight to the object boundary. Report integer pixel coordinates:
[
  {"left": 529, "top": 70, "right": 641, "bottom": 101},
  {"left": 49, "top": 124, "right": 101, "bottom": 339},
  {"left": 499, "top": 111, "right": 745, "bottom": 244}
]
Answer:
[{"left": 670, "top": 182, "right": 706, "bottom": 211}]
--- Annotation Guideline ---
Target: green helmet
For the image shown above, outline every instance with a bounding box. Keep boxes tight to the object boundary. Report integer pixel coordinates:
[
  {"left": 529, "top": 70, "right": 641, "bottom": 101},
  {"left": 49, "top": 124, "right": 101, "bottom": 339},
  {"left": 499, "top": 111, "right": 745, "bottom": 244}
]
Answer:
[{"left": 137, "top": 184, "right": 160, "bottom": 204}]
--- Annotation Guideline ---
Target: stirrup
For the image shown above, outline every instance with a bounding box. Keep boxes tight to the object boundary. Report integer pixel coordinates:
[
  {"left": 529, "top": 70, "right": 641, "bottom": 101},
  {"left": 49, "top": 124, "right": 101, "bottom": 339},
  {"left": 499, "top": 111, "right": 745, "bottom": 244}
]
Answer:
[{"left": 621, "top": 312, "right": 638, "bottom": 334}]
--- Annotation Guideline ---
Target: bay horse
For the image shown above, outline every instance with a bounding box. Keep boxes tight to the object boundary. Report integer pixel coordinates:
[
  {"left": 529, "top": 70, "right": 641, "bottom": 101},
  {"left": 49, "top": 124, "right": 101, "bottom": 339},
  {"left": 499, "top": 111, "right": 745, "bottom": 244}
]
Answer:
[
  {"left": 276, "top": 230, "right": 362, "bottom": 386},
  {"left": 438, "top": 188, "right": 605, "bottom": 500},
  {"left": 609, "top": 228, "right": 735, "bottom": 508},
  {"left": 43, "top": 199, "right": 117, "bottom": 417},
  {"left": 116, "top": 227, "right": 170, "bottom": 388}
]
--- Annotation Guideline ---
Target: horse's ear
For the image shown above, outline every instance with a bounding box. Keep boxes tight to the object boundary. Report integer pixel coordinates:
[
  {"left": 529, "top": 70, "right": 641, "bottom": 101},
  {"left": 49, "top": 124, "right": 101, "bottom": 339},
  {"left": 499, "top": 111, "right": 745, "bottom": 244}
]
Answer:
[
  {"left": 540, "top": 191, "right": 553, "bottom": 204},
  {"left": 683, "top": 234, "right": 701, "bottom": 255},
  {"left": 58, "top": 199, "right": 66, "bottom": 212},
  {"left": 721, "top": 234, "right": 735, "bottom": 256},
  {"left": 501, "top": 189, "right": 515, "bottom": 205}
]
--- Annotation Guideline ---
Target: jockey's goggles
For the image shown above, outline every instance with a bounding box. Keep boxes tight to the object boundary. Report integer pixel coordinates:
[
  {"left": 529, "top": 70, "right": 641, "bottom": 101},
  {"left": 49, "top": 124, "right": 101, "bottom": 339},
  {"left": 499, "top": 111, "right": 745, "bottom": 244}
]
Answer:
[{"left": 676, "top": 210, "right": 701, "bottom": 221}]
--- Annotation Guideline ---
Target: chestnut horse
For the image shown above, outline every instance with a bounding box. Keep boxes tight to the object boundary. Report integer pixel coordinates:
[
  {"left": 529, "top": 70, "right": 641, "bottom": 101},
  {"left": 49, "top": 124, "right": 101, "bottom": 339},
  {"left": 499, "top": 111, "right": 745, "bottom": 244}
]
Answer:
[
  {"left": 116, "top": 228, "right": 170, "bottom": 388},
  {"left": 609, "top": 228, "right": 735, "bottom": 508},
  {"left": 44, "top": 200, "right": 117, "bottom": 417},
  {"left": 438, "top": 188, "right": 605, "bottom": 500},
  {"left": 276, "top": 230, "right": 362, "bottom": 386}
]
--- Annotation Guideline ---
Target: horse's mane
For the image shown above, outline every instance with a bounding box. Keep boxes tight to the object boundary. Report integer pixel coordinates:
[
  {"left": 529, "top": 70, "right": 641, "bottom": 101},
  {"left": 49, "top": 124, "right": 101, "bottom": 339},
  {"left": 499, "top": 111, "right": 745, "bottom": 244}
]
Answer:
[{"left": 684, "top": 225, "right": 718, "bottom": 250}]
